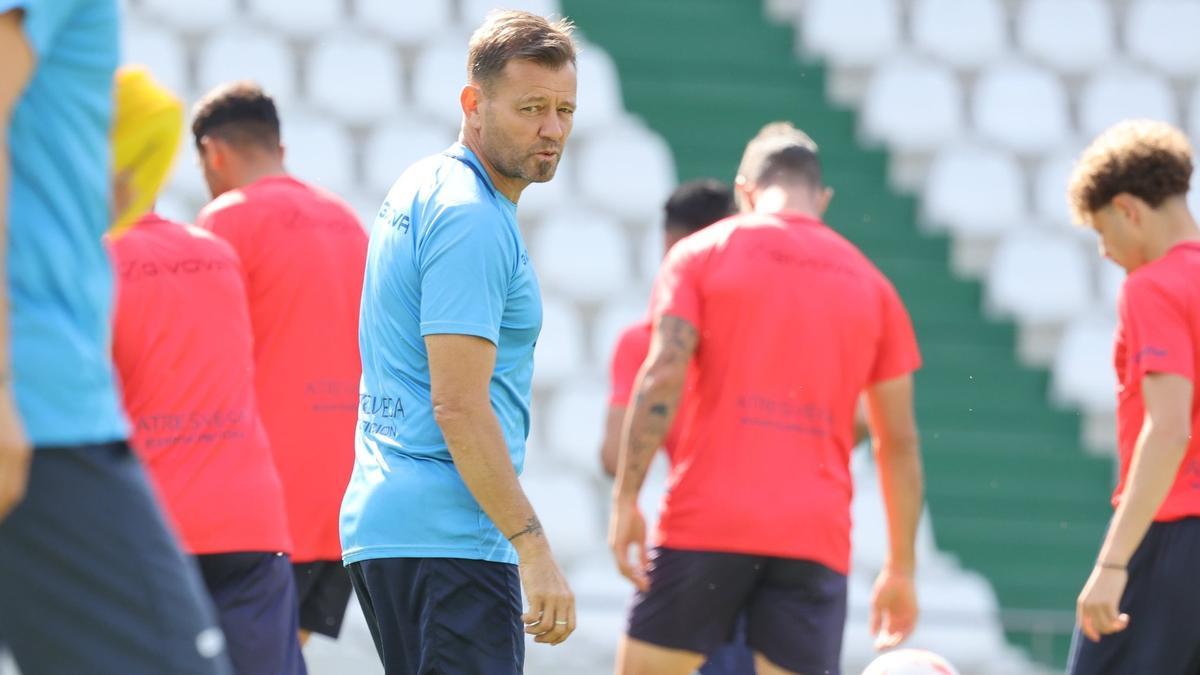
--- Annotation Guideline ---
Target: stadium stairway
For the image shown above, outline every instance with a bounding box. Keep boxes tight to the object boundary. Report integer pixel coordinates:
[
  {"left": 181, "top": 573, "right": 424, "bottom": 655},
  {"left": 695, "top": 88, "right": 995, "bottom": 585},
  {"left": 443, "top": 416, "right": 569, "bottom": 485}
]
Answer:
[{"left": 561, "top": 0, "right": 1113, "bottom": 667}]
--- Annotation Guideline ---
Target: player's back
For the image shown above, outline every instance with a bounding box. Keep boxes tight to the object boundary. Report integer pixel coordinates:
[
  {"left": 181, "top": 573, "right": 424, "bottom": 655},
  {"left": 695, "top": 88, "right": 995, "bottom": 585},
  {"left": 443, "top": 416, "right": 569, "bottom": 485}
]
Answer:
[{"left": 109, "top": 213, "right": 290, "bottom": 555}]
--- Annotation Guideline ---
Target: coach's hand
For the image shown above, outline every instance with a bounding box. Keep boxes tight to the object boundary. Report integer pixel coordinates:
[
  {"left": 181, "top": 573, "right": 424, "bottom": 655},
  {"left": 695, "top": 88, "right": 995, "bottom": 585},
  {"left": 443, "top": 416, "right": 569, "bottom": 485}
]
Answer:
[
  {"left": 1077, "top": 565, "right": 1130, "bottom": 642},
  {"left": 870, "top": 567, "right": 917, "bottom": 650},
  {"left": 518, "top": 543, "right": 576, "bottom": 646},
  {"left": 609, "top": 498, "right": 649, "bottom": 592},
  {"left": 0, "top": 384, "right": 31, "bottom": 523}
]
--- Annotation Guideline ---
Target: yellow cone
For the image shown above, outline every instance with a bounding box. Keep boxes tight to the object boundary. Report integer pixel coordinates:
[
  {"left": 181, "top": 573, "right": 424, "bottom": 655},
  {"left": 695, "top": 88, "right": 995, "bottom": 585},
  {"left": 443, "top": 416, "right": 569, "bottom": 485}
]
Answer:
[{"left": 110, "top": 65, "right": 184, "bottom": 235}]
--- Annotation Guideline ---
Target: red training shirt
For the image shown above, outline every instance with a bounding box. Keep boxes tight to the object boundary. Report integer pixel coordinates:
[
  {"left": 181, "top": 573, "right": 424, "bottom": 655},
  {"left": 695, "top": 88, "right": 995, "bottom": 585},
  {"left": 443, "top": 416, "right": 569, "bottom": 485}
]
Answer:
[
  {"left": 198, "top": 176, "right": 367, "bottom": 562},
  {"left": 649, "top": 212, "right": 921, "bottom": 574},
  {"left": 1113, "top": 241, "right": 1200, "bottom": 520},
  {"left": 109, "top": 213, "right": 291, "bottom": 555}
]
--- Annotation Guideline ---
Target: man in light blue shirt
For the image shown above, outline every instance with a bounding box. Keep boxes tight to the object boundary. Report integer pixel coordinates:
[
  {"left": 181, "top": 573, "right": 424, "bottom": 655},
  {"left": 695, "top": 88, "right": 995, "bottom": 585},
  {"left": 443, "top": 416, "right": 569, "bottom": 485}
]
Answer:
[
  {"left": 340, "top": 10, "right": 579, "bottom": 673},
  {"left": 0, "top": 4, "right": 229, "bottom": 672}
]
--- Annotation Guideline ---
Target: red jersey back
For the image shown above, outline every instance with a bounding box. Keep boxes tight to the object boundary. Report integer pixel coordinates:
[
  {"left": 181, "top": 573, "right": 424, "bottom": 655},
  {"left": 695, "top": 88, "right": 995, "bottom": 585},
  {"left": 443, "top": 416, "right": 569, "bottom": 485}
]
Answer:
[
  {"left": 1113, "top": 241, "right": 1200, "bottom": 520},
  {"left": 198, "top": 176, "right": 367, "bottom": 562},
  {"left": 650, "top": 212, "right": 921, "bottom": 574},
  {"left": 110, "top": 213, "right": 291, "bottom": 555}
]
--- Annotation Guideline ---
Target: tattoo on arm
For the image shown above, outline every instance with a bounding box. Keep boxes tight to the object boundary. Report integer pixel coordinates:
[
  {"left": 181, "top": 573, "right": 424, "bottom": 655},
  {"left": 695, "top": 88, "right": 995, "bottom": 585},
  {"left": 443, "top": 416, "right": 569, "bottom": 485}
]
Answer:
[{"left": 507, "top": 516, "right": 544, "bottom": 543}]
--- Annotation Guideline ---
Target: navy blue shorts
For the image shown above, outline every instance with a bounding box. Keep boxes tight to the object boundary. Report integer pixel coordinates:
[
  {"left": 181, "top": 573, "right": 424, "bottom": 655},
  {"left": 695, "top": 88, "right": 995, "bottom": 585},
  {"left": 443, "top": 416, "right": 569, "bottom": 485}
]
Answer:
[
  {"left": 698, "top": 612, "right": 755, "bottom": 675},
  {"left": 628, "top": 547, "right": 847, "bottom": 675},
  {"left": 348, "top": 557, "right": 524, "bottom": 674},
  {"left": 293, "top": 559, "right": 353, "bottom": 638},
  {"left": 1068, "top": 517, "right": 1200, "bottom": 675},
  {"left": 0, "top": 442, "right": 232, "bottom": 674},
  {"left": 197, "top": 552, "right": 306, "bottom": 675}
]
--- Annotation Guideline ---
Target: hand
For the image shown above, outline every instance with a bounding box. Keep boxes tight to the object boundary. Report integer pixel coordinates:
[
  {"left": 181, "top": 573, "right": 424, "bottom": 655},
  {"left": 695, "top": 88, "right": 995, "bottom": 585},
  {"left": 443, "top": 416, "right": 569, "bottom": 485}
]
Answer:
[
  {"left": 518, "top": 544, "right": 575, "bottom": 645},
  {"left": 1077, "top": 565, "right": 1130, "bottom": 642},
  {"left": 608, "top": 498, "right": 649, "bottom": 591},
  {"left": 870, "top": 567, "right": 918, "bottom": 650},
  {"left": 0, "top": 385, "right": 31, "bottom": 523}
]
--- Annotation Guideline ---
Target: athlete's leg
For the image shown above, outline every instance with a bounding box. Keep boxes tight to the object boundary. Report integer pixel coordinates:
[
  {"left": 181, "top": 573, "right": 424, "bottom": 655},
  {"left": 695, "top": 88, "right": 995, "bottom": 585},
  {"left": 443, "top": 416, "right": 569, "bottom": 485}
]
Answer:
[
  {"left": 755, "top": 652, "right": 801, "bottom": 675},
  {"left": 616, "top": 636, "right": 706, "bottom": 675}
]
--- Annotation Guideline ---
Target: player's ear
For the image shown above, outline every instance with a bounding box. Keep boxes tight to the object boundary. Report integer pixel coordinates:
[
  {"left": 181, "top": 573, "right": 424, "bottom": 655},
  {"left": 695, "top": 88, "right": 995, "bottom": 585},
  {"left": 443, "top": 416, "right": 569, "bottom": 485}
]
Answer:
[
  {"left": 1111, "top": 193, "right": 1142, "bottom": 230},
  {"left": 817, "top": 186, "right": 834, "bottom": 216},
  {"left": 461, "top": 83, "right": 483, "bottom": 130},
  {"left": 734, "top": 174, "right": 754, "bottom": 213}
]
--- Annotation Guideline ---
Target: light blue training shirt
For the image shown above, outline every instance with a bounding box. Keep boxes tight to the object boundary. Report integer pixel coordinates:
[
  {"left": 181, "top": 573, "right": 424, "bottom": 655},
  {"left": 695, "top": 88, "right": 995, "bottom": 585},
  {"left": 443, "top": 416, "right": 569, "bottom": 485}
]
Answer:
[
  {"left": 3, "top": 0, "right": 128, "bottom": 446},
  {"left": 340, "top": 143, "right": 542, "bottom": 566}
]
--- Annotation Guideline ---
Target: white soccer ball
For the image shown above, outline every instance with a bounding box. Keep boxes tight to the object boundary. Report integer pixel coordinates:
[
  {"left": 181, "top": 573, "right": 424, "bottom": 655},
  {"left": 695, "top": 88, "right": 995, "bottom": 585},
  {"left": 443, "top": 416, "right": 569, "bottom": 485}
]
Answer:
[{"left": 861, "top": 648, "right": 961, "bottom": 675}]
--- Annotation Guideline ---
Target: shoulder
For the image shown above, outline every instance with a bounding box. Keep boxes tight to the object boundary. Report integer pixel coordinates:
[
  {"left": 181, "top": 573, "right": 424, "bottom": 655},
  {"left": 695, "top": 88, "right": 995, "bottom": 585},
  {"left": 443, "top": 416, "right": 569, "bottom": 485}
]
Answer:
[
  {"left": 197, "top": 189, "right": 249, "bottom": 226},
  {"left": 616, "top": 320, "right": 652, "bottom": 355}
]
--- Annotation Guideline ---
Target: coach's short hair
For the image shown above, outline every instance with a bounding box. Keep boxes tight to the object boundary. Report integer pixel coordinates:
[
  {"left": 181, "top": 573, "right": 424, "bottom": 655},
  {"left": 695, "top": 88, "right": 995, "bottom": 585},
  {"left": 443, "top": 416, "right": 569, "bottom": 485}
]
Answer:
[
  {"left": 1068, "top": 120, "right": 1193, "bottom": 223},
  {"left": 468, "top": 10, "right": 577, "bottom": 91},
  {"left": 191, "top": 81, "right": 281, "bottom": 152},
  {"left": 737, "top": 121, "right": 823, "bottom": 191},
  {"left": 664, "top": 179, "right": 736, "bottom": 234}
]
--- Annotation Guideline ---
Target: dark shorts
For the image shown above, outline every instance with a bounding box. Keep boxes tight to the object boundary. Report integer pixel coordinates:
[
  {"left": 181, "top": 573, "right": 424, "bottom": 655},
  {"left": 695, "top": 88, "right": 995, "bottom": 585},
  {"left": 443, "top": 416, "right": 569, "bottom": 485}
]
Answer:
[
  {"left": 0, "top": 442, "right": 232, "bottom": 675},
  {"left": 293, "top": 559, "right": 353, "bottom": 638},
  {"left": 197, "top": 552, "right": 306, "bottom": 675},
  {"left": 1068, "top": 517, "right": 1200, "bottom": 675},
  {"left": 348, "top": 557, "right": 524, "bottom": 675},
  {"left": 628, "top": 547, "right": 847, "bottom": 675},
  {"left": 698, "top": 612, "right": 755, "bottom": 675}
]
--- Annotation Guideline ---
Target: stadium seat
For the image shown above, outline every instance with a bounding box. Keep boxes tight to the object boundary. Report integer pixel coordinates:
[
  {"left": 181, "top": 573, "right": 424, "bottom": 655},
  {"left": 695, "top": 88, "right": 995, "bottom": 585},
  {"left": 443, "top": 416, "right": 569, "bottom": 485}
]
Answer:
[
  {"left": 923, "top": 145, "right": 1025, "bottom": 239},
  {"left": 307, "top": 32, "right": 401, "bottom": 126},
  {"left": 460, "top": 0, "right": 564, "bottom": 26},
  {"left": 363, "top": 118, "right": 456, "bottom": 196},
  {"left": 246, "top": 0, "right": 342, "bottom": 38},
  {"left": 355, "top": 0, "right": 453, "bottom": 47},
  {"left": 519, "top": 153, "right": 578, "bottom": 221},
  {"left": 861, "top": 57, "right": 964, "bottom": 153},
  {"left": 196, "top": 28, "right": 296, "bottom": 106},
  {"left": 1097, "top": 257, "right": 1124, "bottom": 313},
  {"left": 412, "top": 34, "right": 472, "bottom": 127},
  {"left": 1079, "top": 66, "right": 1177, "bottom": 140},
  {"left": 1034, "top": 147, "right": 1085, "bottom": 230},
  {"left": 801, "top": 0, "right": 901, "bottom": 69},
  {"left": 1016, "top": 0, "right": 1114, "bottom": 76},
  {"left": 283, "top": 113, "right": 356, "bottom": 197},
  {"left": 532, "top": 296, "right": 586, "bottom": 389},
  {"left": 1126, "top": 0, "right": 1200, "bottom": 79},
  {"left": 533, "top": 211, "right": 631, "bottom": 304},
  {"left": 522, "top": 466, "right": 603, "bottom": 564},
  {"left": 572, "top": 45, "right": 625, "bottom": 137},
  {"left": 910, "top": 0, "right": 1006, "bottom": 70},
  {"left": 122, "top": 19, "right": 190, "bottom": 98},
  {"left": 1052, "top": 315, "right": 1118, "bottom": 414},
  {"left": 575, "top": 122, "right": 675, "bottom": 224},
  {"left": 986, "top": 230, "right": 1093, "bottom": 325},
  {"left": 154, "top": 191, "right": 196, "bottom": 228},
  {"left": 638, "top": 226, "right": 665, "bottom": 284},
  {"left": 165, "top": 143, "right": 210, "bottom": 207},
  {"left": 593, "top": 294, "right": 652, "bottom": 368},
  {"left": 140, "top": 0, "right": 238, "bottom": 33},
  {"left": 972, "top": 62, "right": 1070, "bottom": 156},
  {"left": 544, "top": 378, "right": 609, "bottom": 473}
]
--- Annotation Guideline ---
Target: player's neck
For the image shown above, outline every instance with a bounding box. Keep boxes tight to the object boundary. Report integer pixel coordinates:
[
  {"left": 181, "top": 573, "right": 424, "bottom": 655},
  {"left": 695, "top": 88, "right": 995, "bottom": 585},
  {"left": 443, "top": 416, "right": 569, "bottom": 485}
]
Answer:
[
  {"left": 752, "top": 186, "right": 819, "bottom": 219},
  {"left": 1146, "top": 199, "right": 1200, "bottom": 262},
  {"left": 460, "top": 133, "right": 526, "bottom": 204},
  {"left": 234, "top": 161, "right": 288, "bottom": 190}
]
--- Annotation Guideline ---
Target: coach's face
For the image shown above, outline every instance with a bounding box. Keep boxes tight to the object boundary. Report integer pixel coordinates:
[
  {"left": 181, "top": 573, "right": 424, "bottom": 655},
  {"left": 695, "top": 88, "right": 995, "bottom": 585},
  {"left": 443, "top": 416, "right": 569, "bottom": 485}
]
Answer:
[{"left": 477, "top": 59, "right": 576, "bottom": 185}]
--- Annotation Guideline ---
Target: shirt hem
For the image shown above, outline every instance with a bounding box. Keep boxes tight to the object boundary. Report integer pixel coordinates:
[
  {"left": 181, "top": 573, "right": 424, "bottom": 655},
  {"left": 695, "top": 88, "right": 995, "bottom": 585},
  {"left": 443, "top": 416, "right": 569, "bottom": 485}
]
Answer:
[
  {"left": 342, "top": 545, "right": 518, "bottom": 566},
  {"left": 657, "top": 534, "right": 849, "bottom": 576},
  {"left": 420, "top": 320, "right": 498, "bottom": 344}
]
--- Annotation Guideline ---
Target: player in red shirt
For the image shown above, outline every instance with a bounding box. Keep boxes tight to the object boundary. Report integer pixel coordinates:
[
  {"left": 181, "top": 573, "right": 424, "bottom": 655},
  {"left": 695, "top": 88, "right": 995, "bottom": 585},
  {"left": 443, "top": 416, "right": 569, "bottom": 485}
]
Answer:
[
  {"left": 1067, "top": 121, "right": 1200, "bottom": 674},
  {"left": 192, "top": 82, "right": 367, "bottom": 645},
  {"left": 609, "top": 122, "right": 925, "bottom": 675},
  {"left": 107, "top": 67, "right": 301, "bottom": 674}
]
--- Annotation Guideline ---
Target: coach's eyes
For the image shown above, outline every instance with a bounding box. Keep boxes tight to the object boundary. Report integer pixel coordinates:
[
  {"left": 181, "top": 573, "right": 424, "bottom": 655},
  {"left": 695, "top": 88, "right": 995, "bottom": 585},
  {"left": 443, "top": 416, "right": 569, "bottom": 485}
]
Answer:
[
  {"left": 521, "top": 105, "right": 542, "bottom": 114},
  {"left": 558, "top": 107, "right": 575, "bottom": 115}
]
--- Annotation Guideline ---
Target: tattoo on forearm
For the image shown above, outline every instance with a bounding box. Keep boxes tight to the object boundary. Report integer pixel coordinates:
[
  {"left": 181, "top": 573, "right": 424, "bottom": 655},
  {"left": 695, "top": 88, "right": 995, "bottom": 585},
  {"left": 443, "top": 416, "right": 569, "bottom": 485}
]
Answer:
[{"left": 507, "top": 516, "right": 544, "bottom": 543}]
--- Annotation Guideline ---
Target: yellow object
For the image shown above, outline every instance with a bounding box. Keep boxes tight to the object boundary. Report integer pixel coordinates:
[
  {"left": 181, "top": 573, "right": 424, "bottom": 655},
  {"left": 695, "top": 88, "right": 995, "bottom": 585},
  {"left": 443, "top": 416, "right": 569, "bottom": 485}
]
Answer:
[{"left": 109, "top": 65, "right": 184, "bottom": 235}]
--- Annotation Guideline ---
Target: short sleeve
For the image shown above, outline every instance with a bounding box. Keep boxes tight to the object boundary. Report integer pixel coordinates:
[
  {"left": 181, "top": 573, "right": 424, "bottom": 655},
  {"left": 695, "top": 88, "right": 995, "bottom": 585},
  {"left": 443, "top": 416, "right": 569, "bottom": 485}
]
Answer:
[
  {"left": 650, "top": 240, "right": 704, "bottom": 330},
  {"left": 418, "top": 204, "right": 510, "bottom": 343},
  {"left": 1120, "top": 275, "right": 1194, "bottom": 383},
  {"left": 609, "top": 323, "right": 651, "bottom": 407},
  {"left": 869, "top": 278, "right": 922, "bottom": 384},
  {"left": 2, "top": 0, "right": 76, "bottom": 59}
]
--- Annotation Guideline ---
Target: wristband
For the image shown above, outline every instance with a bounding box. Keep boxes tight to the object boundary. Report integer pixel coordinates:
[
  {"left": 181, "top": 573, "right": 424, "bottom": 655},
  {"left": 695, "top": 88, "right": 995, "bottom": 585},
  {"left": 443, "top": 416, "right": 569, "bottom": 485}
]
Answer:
[{"left": 1098, "top": 562, "right": 1126, "bottom": 571}]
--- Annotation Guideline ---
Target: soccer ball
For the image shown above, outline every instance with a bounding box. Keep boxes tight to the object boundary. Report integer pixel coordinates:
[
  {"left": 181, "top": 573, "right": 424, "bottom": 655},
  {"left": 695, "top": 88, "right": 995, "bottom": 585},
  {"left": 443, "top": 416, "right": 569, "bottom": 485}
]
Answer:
[{"left": 861, "top": 649, "right": 961, "bottom": 675}]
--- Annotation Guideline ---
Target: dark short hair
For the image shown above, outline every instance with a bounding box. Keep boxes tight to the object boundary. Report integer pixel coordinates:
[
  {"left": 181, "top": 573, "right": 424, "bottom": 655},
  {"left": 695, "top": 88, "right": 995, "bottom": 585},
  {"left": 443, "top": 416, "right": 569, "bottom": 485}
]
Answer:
[
  {"left": 1068, "top": 120, "right": 1193, "bottom": 223},
  {"left": 737, "top": 121, "right": 823, "bottom": 189},
  {"left": 468, "top": 10, "right": 577, "bottom": 91},
  {"left": 664, "top": 179, "right": 736, "bottom": 234},
  {"left": 191, "top": 81, "right": 281, "bottom": 152}
]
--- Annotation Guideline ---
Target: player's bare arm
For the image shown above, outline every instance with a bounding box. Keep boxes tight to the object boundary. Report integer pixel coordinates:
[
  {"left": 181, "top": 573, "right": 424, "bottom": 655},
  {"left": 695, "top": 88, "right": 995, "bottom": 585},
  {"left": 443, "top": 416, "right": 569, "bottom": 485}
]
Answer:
[
  {"left": 1077, "top": 372, "right": 1192, "bottom": 643},
  {"left": 599, "top": 405, "right": 626, "bottom": 477},
  {"left": 0, "top": 9, "right": 34, "bottom": 522},
  {"left": 609, "top": 315, "right": 698, "bottom": 590},
  {"left": 426, "top": 333, "right": 575, "bottom": 645},
  {"left": 864, "top": 374, "right": 923, "bottom": 650}
]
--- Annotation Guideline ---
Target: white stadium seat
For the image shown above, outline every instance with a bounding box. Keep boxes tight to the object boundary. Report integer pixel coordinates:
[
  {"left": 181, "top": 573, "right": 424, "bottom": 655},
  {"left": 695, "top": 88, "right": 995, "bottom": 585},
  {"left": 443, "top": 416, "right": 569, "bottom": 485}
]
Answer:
[
  {"left": 1017, "top": 0, "right": 1114, "bottom": 76},
  {"left": 283, "top": 114, "right": 356, "bottom": 196},
  {"left": 638, "top": 225, "right": 665, "bottom": 283},
  {"left": 910, "top": 0, "right": 1006, "bottom": 70},
  {"left": 532, "top": 296, "right": 587, "bottom": 389},
  {"left": 1079, "top": 65, "right": 1177, "bottom": 140},
  {"left": 1187, "top": 84, "right": 1200, "bottom": 142},
  {"left": 1097, "top": 257, "right": 1124, "bottom": 313},
  {"left": 1034, "top": 147, "right": 1085, "bottom": 229},
  {"left": 196, "top": 29, "right": 296, "bottom": 106},
  {"left": 459, "top": 0, "right": 564, "bottom": 27},
  {"left": 572, "top": 45, "right": 625, "bottom": 137},
  {"left": 986, "top": 230, "right": 1092, "bottom": 325},
  {"left": 412, "top": 34, "right": 471, "bottom": 127},
  {"left": 363, "top": 118, "right": 456, "bottom": 197},
  {"left": 801, "top": 0, "right": 901, "bottom": 68},
  {"left": 1126, "top": 0, "right": 1200, "bottom": 79},
  {"left": 861, "top": 57, "right": 964, "bottom": 153},
  {"left": 533, "top": 211, "right": 630, "bottom": 303},
  {"left": 575, "top": 122, "right": 675, "bottom": 224},
  {"left": 593, "top": 295, "right": 652, "bottom": 368},
  {"left": 923, "top": 145, "right": 1024, "bottom": 239},
  {"left": 122, "top": 19, "right": 190, "bottom": 98},
  {"left": 140, "top": 0, "right": 237, "bottom": 33},
  {"left": 1052, "top": 315, "right": 1118, "bottom": 414},
  {"left": 518, "top": 153, "right": 578, "bottom": 221},
  {"left": 154, "top": 190, "right": 197, "bottom": 227},
  {"left": 246, "top": 0, "right": 343, "bottom": 39},
  {"left": 165, "top": 142, "right": 210, "bottom": 206},
  {"left": 307, "top": 32, "right": 401, "bottom": 126},
  {"left": 356, "top": 0, "right": 454, "bottom": 48},
  {"left": 522, "top": 467, "right": 603, "bottom": 564},
  {"left": 544, "top": 378, "right": 610, "bottom": 473},
  {"left": 972, "top": 61, "right": 1070, "bottom": 155}
]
